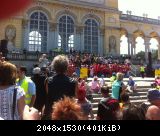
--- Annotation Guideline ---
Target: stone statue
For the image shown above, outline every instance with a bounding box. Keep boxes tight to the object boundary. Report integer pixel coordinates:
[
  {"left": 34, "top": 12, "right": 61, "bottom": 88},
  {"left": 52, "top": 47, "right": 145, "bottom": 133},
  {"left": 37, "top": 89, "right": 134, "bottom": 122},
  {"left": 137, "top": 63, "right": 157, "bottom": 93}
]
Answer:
[
  {"left": 5, "top": 26, "right": 16, "bottom": 51},
  {"left": 109, "top": 36, "right": 116, "bottom": 54}
]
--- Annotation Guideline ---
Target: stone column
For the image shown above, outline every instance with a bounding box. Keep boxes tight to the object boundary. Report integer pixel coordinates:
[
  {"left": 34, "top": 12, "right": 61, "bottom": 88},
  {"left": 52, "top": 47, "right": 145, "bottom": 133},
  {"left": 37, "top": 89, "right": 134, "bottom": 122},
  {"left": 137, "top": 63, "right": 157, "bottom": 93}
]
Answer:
[
  {"left": 99, "top": 26, "right": 105, "bottom": 56},
  {"left": 75, "top": 25, "right": 84, "bottom": 52},
  {"left": 128, "top": 34, "right": 135, "bottom": 57},
  {"left": 158, "top": 43, "right": 160, "bottom": 60},
  {"left": 48, "top": 22, "right": 57, "bottom": 51},
  {"left": 22, "top": 19, "right": 29, "bottom": 50},
  {"left": 157, "top": 38, "right": 160, "bottom": 60},
  {"left": 144, "top": 37, "right": 151, "bottom": 63}
]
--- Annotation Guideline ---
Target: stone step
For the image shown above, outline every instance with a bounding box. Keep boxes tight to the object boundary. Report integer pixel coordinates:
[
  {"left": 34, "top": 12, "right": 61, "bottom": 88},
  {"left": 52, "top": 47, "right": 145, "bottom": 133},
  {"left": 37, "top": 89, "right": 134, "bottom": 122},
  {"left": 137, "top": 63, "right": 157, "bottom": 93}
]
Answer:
[
  {"left": 92, "top": 99, "right": 148, "bottom": 114},
  {"left": 92, "top": 94, "right": 147, "bottom": 102},
  {"left": 92, "top": 96, "right": 147, "bottom": 108}
]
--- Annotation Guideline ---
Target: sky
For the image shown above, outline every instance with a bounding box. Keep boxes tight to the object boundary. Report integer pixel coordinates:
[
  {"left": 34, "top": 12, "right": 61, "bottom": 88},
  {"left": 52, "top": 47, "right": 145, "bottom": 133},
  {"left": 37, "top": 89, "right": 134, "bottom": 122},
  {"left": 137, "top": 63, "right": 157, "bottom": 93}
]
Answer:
[
  {"left": 118, "top": 0, "right": 160, "bottom": 19},
  {"left": 118, "top": 0, "right": 159, "bottom": 54}
]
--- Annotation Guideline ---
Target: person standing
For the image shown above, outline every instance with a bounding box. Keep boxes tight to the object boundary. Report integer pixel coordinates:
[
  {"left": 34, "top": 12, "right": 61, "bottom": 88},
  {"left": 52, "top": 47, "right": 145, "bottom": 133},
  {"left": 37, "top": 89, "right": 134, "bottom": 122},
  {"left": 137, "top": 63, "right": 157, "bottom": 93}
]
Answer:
[
  {"left": 31, "top": 67, "right": 46, "bottom": 112},
  {"left": 43, "top": 55, "right": 78, "bottom": 120},
  {"left": 111, "top": 72, "right": 127, "bottom": 101},
  {"left": 140, "top": 64, "right": 145, "bottom": 78},
  {"left": 0, "top": 61, "right": 25, "bottom": 120},
  {"left": 16, "top": 66, "right": 36, "bottom": 107}
]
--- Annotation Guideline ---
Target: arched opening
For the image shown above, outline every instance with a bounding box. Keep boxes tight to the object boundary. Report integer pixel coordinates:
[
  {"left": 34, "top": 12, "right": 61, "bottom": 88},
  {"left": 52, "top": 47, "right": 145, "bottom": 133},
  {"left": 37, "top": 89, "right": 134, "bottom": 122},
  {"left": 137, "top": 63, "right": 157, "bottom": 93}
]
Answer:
[
  {"left": 29, "top": 31, "right": 42, "bottom": 51},
  {"left": 84, "top": 18, "right": 99, "bottom": 54},
  {"left": 135, "top": 37, "right": 145, "bottom": 54},
  {"left": 58, "top": 15, "right": 75, "bottom": 52},
  {"left": 120, "top": 35, "right": 128, "bottom": 55},
  {"left": 29, "top": 11, "right": 48, "bottom": 52}
]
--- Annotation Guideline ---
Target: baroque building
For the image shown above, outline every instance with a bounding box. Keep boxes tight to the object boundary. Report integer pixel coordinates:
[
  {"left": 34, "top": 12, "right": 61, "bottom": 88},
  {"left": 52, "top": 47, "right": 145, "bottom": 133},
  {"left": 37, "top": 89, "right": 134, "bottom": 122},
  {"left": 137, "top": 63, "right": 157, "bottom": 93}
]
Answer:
[{"left": 0, "top": 0, "right": 160, "bottom": 60}]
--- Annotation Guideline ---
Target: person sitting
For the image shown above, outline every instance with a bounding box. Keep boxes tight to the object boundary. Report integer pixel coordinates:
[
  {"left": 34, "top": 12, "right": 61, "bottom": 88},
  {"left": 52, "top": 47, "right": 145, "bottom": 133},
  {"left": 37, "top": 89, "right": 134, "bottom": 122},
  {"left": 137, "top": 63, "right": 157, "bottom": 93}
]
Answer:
[
  {"left": 151, "top": 76, "right": 160, "bottom": 89},
  {"left": 127, "top": 76, "right": 137, "bottom": 93},
  {"left": 90, "top": 76, "right": 100, "bottom": 93}
]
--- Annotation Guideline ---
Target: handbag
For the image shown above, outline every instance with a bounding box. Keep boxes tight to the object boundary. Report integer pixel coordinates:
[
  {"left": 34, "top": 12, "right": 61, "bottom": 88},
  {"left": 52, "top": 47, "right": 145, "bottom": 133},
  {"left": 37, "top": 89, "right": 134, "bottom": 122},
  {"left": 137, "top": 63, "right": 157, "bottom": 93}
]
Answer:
[{"left": 12, "top": 87, "right": 17, "bottom": 120}]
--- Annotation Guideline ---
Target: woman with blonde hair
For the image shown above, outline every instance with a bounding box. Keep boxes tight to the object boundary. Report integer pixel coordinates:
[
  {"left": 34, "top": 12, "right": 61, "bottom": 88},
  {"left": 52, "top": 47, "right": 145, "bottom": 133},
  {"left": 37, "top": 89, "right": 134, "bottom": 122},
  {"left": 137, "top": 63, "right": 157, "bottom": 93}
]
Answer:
[
  {"left": 111, "top": 72, "right": 127, "bottom": 101},
  {"left": 0, "top": 61, "right": 25, "bottom": 120}
]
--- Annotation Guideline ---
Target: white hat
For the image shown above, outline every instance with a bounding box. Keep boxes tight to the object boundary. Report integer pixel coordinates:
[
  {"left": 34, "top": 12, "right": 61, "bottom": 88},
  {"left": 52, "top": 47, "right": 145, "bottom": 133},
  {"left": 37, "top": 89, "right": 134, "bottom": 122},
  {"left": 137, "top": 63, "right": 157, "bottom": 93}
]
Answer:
[{"left": 33, "top": 67, "right": 41, "bottom": 74}]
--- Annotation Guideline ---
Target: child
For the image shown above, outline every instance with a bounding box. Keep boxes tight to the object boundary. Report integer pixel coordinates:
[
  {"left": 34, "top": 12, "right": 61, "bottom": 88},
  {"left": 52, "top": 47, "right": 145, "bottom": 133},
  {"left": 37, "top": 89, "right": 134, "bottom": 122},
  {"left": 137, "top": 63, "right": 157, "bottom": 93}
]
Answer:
[
  {"left": 119, "top": 93, "right": 131, "bottom": 110},
  {"left": 127, "top": 76, "right": 137, "bottom": 93},
  {"left": 91, "top": 76, "right": 100, "bottom": 93},
  {"left": 77, "top": 88, "right": 94, "bottom": 120}
]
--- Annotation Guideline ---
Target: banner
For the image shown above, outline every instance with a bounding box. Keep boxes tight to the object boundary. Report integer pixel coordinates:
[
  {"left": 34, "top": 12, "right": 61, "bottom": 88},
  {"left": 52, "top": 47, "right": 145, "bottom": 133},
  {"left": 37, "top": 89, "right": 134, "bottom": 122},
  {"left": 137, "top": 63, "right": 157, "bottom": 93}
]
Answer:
[
  {"left": 155, "top": 69, "right": 160, "bottom": 76},
  {"left": 80, "top": 67, "right": 88, "bottom": 78}
]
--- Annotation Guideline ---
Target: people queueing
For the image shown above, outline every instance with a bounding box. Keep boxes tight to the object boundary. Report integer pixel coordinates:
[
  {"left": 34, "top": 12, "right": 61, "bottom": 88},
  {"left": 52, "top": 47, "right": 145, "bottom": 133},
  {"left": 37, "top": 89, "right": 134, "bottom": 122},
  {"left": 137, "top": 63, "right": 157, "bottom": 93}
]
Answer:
[{"left": 16, "top": 66, "right": 36, "bottom": 107}]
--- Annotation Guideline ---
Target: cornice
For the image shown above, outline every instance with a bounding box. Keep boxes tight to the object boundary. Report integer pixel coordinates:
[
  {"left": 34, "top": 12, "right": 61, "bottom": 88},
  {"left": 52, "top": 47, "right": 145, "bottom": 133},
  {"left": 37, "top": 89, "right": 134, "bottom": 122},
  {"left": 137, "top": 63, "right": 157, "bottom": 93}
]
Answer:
[{"left": 34, "top": 0, "right": 119, "bottom": 14}]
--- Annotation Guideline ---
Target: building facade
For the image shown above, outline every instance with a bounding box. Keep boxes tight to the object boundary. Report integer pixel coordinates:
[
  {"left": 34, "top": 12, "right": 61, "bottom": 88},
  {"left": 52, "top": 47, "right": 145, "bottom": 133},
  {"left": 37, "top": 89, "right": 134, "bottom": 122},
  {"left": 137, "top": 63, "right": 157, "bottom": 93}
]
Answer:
[{"left": 0, "top": 0, "right": 160, "bottom": 60}]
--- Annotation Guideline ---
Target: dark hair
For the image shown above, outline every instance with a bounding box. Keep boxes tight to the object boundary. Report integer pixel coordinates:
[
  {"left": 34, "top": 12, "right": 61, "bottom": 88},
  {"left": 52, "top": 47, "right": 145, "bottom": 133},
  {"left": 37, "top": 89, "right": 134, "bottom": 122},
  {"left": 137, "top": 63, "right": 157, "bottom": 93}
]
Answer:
[
  {"left": 101, "top": 86, "right": 109, "bottom": 95},
  {"left": 98, "top": 98, "right": 120, "bottom": 120},
  {"left": 0, "top": 61, "right": 17, "bottom": 85},
  {"left": 19, "top": 66, "right": 27, "bottom": 74},
  {"left": 121, "top": 93, "right": 129, "bottom": 103},
  {"left": 122, "top": 104, "right": 145, "bottom": 120}
]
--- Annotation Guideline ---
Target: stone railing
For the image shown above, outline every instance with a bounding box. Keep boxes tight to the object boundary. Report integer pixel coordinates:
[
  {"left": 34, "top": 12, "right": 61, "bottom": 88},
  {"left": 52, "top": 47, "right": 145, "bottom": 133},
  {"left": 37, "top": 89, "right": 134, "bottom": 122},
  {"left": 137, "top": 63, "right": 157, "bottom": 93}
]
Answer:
[{"left": 120, "top": 14, "right": 160, "bottom": 25}]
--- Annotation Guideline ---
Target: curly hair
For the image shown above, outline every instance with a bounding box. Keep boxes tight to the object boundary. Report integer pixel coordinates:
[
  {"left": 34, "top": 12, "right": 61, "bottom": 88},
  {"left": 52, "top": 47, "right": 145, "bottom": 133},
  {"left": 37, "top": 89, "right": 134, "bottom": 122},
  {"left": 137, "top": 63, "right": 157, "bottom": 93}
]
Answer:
[
  {"left": 0, "top": 61, "right": 17, "bottom": 85},
  {"left": 51, "top": 55, "right": 69, "bottom": 74},
  {"left": 52, "top": 96, "right": 84, "bottom": 120}
]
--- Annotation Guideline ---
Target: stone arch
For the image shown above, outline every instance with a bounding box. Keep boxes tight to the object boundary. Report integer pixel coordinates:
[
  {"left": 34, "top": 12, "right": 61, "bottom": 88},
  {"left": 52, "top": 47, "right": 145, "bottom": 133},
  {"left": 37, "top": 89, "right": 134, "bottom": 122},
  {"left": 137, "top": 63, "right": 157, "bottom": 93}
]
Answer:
[
  {"left": 133, "top": 30, "right": 145, "bottom": 39},
  {"left": 26, "top": 6, "right": 52, "bottom": 20},
  {"left": 120, "top": 28, "right": 128, "bottom": 37},
  {"left": 149, "top": 32, "right": 159, "bottom": 39},
  {"left": 55, "top": 10, "right": 78, "bottom": 24},
  {"left": 81, "top": 13, "right": 102, "bottom": 26}
]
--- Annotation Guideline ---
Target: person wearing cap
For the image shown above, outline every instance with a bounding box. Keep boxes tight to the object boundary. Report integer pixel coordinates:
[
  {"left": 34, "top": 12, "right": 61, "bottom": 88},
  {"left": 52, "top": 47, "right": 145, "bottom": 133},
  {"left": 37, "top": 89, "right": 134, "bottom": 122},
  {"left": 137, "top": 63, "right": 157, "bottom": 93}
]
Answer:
[{"left": 147, "top": 89, "right": 160, "bottom": 108}]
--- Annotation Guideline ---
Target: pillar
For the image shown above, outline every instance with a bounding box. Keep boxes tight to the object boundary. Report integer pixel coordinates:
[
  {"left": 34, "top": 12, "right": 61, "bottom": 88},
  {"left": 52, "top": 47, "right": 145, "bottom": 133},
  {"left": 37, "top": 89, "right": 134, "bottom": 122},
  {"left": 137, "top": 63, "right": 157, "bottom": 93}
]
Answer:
[
  {"left": 48, "top": 22, "right": 57, "bottom": 52},
  {"left": 144, "top": 37, "right": 151, "bottom": 63},
  {"left": 75, "top": 25, "right": 84, "bottom": 52},
  {"left": 99, "top": 26, "right": 105, "bottom": 56},
  {"left": 128, "top": 34, "right": 135, "bottom": 58},
  {"left": 22, "top": 19, "right": 29, "bottom": 50}
]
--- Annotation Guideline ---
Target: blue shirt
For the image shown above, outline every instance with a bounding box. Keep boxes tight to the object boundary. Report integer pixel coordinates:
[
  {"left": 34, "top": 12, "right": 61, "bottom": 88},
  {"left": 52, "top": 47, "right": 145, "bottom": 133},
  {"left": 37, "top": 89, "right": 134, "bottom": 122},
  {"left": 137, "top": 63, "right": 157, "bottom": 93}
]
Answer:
[
  {"left": 17, "top": 76, "right": 36, "bottom": 95},
  {"left": 128, "top": 80, "right": 135, "bottom": 87}
]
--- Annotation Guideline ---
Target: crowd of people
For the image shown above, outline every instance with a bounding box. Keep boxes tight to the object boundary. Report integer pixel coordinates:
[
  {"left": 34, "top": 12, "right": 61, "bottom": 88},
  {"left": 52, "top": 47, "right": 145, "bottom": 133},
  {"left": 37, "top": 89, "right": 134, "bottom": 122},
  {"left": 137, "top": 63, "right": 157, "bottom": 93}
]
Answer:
[{"left": 0, "top": 52, "right": 160, "bottom": 120}]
